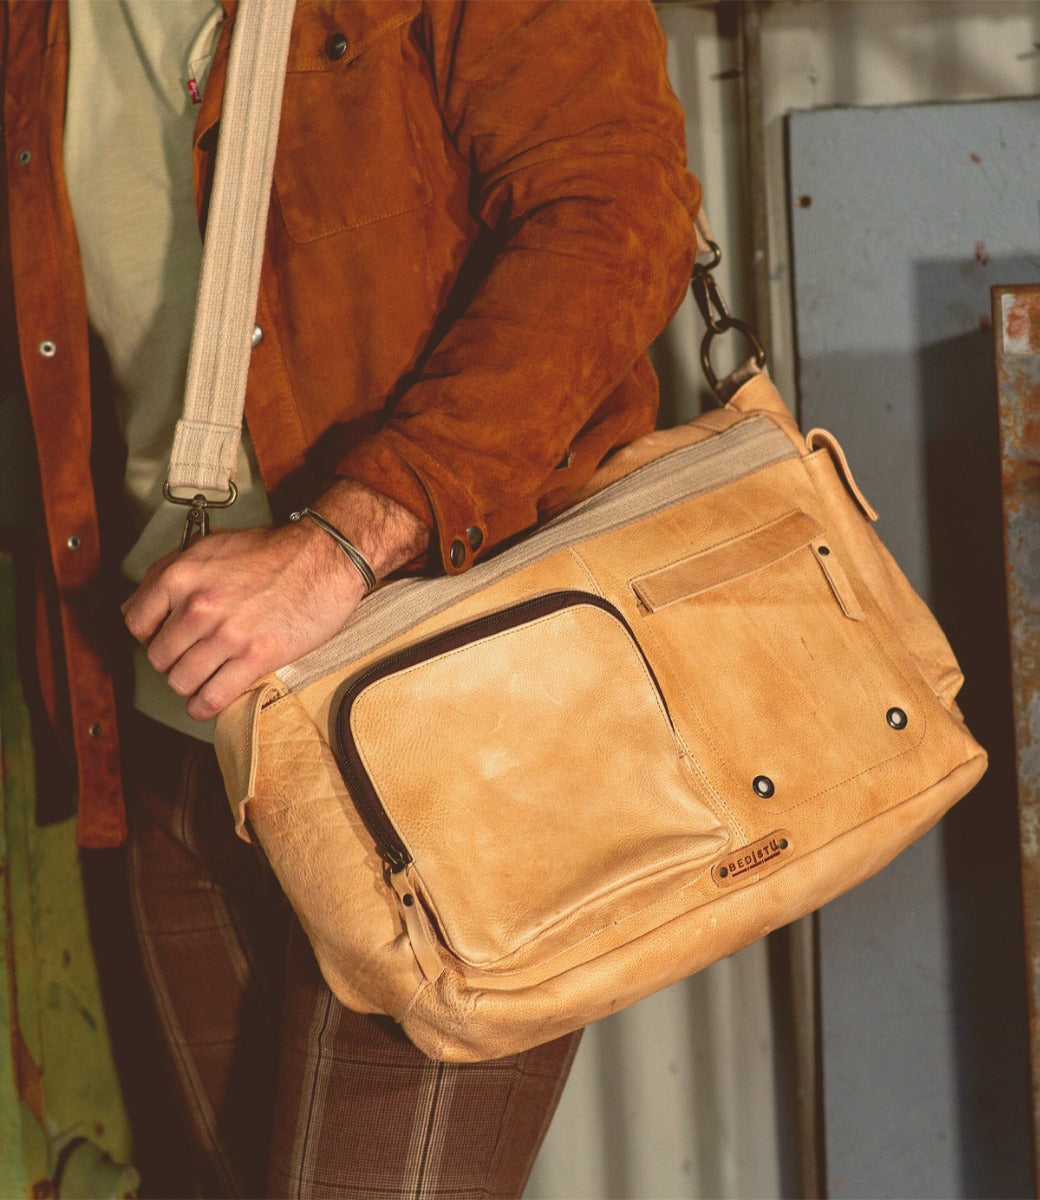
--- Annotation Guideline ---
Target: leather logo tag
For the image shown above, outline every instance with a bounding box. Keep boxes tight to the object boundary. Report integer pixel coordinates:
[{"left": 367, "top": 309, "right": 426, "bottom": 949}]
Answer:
[{"left": 712, "top": 831, "right": 792, "bottom": 887}]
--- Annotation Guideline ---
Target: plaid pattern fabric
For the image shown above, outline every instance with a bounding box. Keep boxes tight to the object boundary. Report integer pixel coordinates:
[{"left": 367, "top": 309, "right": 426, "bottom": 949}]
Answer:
[{"left": 123, "top": 714, "right": 580, "bottom": 1198}]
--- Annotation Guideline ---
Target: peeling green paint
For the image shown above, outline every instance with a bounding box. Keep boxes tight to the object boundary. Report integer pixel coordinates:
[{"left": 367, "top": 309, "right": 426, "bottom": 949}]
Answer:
[{"left": 0, "top": 553, "right": 137, "bottom": 1196}]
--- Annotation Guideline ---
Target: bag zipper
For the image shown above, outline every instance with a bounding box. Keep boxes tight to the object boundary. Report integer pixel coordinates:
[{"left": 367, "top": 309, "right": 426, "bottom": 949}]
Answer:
[
  {"left": 281, "top": 418, "right": 797, "bottom": 695},
  {"left": 333, "top": 589, "right": 671, "bottom": 872}
]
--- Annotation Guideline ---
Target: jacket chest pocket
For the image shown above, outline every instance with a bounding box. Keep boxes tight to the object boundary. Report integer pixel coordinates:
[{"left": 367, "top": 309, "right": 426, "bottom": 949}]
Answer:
[{"left": 273, "top": 1, "right": 430, "bottom": 243}]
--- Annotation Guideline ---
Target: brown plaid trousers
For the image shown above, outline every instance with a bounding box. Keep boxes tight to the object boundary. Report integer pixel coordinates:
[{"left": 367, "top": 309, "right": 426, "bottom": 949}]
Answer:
[{"left": 122, "top": 713, "right": 580, "bottom": 1199}]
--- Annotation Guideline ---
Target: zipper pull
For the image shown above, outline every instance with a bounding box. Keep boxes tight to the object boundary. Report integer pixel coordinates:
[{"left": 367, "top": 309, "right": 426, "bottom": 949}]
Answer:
[
  {"left": 384, "top": 844, "right": 410, "bottom": 872},
  {"left": 388, "top": 867, "right": 444, "bottom": 983}
]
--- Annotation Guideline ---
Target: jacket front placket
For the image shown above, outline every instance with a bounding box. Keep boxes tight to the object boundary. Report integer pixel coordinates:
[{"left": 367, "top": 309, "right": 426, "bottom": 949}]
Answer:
[{"left": 4, "top": 1, "right": 126, "bottom": 846}]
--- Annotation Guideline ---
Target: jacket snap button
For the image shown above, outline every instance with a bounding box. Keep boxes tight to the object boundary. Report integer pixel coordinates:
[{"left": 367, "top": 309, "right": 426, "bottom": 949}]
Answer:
[
  {"left": 466, "top": 525, "right": 483, "bottom": 551},
  {"left": 325, "top": 32, "right": 348, "bottom": 60},
  {"left": 66, "top": 534, "right": 82, "bottom": 551},
  {"left": 887, "top": 707, "right": 908, "bottom": 729},
  {"left": 88, "top": 722, "right": 102, "bottom": 739},
  {"left": 752, "top": 775, "right": 775, "bottom": 798},
  {"left": 17, "top": 148, "right": 31, "bottom": 166},
  {"left": 449, "top": 539, "right": 467, "bottom": 568},
  {"left": 252, "top": 324, "right": 263, "bottom": 348},
  {"left": 39, "top": 340, "right": 57, "bottom": 357}
]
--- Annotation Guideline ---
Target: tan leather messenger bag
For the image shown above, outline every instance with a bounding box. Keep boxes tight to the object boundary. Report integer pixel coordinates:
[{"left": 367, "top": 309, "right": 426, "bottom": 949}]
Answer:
[
  {"left": 213, "top": 368, "right": 985, "bottom": 1061},
  {"left": 167, "top": 0, "right": 987, "bottom": 1062}
]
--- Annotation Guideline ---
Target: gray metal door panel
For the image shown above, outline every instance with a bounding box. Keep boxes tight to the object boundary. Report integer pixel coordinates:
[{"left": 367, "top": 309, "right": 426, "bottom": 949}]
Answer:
[{"left": 789, "top": 99, "right": 1036, "bottom": 1199}]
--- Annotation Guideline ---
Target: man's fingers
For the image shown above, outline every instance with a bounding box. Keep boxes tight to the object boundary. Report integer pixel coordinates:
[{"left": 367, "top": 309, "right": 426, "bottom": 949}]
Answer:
[
  {"left": 123, "top": 579, "right": 174, "bottom": 644},
  {"left": 184, "top": 652, "right": 269, "bottom": 723},
  {"left": 121, "top": 550, "right": 178, "bottom": 623},
  {"left": 163, "top": 633, "right": 230, "bottom": 699},
  {"left": 145, "top": 586, "right": 227, "bottom": 673},
  {"left": 122, "top": 551, "right": 195, "bottom": 642},
  {"left": 164, "top": 616, "right": 279, "bottom": 716}
]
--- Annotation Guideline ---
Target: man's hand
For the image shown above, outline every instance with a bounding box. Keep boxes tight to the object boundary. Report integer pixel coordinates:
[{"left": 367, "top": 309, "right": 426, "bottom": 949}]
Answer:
[{"left": 122, "top": 480, "right": 429, "bottom": 722}]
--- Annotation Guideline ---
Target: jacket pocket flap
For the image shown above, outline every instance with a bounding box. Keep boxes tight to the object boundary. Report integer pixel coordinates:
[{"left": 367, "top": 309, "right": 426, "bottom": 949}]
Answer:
[{"left": 286, "top": 1, "right": 420, "bottom": 72}]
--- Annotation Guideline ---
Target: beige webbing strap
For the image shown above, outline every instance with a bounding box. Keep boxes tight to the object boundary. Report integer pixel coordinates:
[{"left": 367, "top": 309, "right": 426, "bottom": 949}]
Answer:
[{"left": 167, "top": 0, "right": 296, "bottom": 498}]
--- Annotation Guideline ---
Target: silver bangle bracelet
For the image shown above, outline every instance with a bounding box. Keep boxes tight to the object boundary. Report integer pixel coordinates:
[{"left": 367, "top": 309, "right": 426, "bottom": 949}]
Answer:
[{"left": 289, "top": 507, "right": 377, "bottom": 594}]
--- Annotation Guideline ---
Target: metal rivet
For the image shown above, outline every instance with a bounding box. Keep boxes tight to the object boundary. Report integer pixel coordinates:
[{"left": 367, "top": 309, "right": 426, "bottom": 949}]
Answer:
[
  {"left": 466, "top": 525, "right": 483, "bottom": 551},
  {"left": 817, "top": 544, "right": 831, "bottom": 557},
  {"left": 87, "top": 722, "right": 102, "bottom": 739},
  {"left": 325, "top": 31, "right": 348, "bottom": 60},
  {"left": 887, "top": 707, "right": 908, "bottom": 730},
  {"left": 17, "top": 148, "right": 31, "bottom": 166},
  {"left": 752, "top": 775, "right": 775, "bottom": 798},
  {"left": 38, "top": 340, "right": 57, "bottom": 358},
  {"left": 779, "top": 837, "right": 789, "bottom": 850},
  {"left": 66, "top": 534, "right": 82, "bottom": 551},
  {"left": 251, "top": 324, "right": 263, "bottom": 348},
  {"left": 449, "top": 539, "right": 466, "bottom": 568},
  {"left": 402, "top": 893, "right": 415, "bottom": 907},
  {"left": 718, "top": 866, "right": 729, "bottom": 879}
]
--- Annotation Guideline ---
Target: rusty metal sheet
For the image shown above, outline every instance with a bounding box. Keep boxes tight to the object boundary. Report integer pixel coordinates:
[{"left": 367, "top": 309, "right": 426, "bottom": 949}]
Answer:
[{"left": 994, "top": 283, "right": 1040, "bottom": 1183}]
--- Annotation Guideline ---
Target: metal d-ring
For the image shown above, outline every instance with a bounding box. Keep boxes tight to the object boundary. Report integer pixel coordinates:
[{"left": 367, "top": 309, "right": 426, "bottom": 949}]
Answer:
[
  {"left": 162, "top": 480, "right": 238, "bottom": 551},
  {"left": 700, "top": 317, "right": 768, "bottom": 404}
]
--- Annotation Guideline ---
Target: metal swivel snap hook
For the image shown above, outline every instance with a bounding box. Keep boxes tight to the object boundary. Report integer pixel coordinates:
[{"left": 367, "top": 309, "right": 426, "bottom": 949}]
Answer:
[
  {"left": 162, "top": 481, "right": 239, "bottom": 551},
  {"left": 690, "top": 239, "right": 768, "bottom": 405}
]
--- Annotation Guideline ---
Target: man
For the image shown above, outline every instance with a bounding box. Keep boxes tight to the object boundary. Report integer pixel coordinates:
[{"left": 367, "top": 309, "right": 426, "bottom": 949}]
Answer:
[{"left": 2, "top": 0, "right": 699, "bottom": 1194}]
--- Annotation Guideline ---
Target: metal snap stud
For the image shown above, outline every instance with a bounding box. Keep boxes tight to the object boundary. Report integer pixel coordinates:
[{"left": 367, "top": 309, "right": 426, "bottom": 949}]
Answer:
[
  {"left": 718, "top": 866, "right": 730, "bottom": 879},
  {"left": 87, "top": 722, "right": 102, "bottom": 739},
  {"left": 325, "top": 32, "right": 348, "bottom": 60},
  {"left": 449, "top": 539, "right": 466, "bottom": 568},
  {"left": 466, "top": 525, "right": 483, "bottom": 551},
  {"left": 817, "top": 545, "right": 831, "bottom": 557},
  {"left": 752, "top": 775, "right": 775, "bottom": 798},
  {"left": 887, "top": 707, "right": 908, "bottom": 730},
  {"left": 66, "top": 534, "right": 82, "bottom": 551},
  {"left": 38, "top": 340, "right": 57, "bottom": 358},
  {"left": 17, "top": 149, "right": 31, "bottom": 166},
  {"left": 251, "top": 324, "right": 263, "bottom": 348}
]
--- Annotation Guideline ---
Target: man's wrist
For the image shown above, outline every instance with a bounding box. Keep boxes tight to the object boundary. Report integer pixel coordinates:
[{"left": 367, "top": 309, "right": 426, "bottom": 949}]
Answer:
[
  {"left": 302, "top": 478, "right": 431, "bottom": 583},
  {"left": 289, "top": 508, "right": 377, "bottom": 592}
]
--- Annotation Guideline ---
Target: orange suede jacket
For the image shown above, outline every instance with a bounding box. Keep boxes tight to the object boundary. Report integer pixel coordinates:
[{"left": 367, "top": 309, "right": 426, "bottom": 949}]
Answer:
[{"left": 1, "top": 0, "right": 700, "bottom": 846}]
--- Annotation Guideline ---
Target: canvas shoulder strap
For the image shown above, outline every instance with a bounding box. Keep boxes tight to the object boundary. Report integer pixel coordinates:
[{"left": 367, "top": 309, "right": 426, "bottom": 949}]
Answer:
[{"left": 165, "top": 0, "right": 295, "bottom": 506}]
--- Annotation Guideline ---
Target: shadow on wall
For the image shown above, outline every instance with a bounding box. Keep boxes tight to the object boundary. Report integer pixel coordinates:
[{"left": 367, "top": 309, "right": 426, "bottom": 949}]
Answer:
[
  {"left": 916, "top": 255, "right": 1035, "bottom": 1199},
  {"left": 795, "top": 328, "right": 1032, "bottom": 1197}
]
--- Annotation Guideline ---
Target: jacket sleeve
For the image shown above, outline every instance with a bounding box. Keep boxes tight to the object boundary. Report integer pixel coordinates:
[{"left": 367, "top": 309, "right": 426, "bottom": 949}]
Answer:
[{"left": 334, "top": 0, "right": 700, "bottom": 572}]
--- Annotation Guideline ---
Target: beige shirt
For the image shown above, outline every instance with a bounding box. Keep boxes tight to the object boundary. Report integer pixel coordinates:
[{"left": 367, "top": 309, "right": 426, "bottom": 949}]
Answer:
[{"left": 64, "top": 0, "right": 274, "bottom": 740}]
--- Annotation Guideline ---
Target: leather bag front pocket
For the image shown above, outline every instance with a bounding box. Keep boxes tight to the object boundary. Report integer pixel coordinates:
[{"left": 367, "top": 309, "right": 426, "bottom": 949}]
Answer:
[
  {"left": 335, "top": 591, "right": 729, "bottom": 973},
  {"left": 628, "top": 506, "right": 927, "bottom": 816}
]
